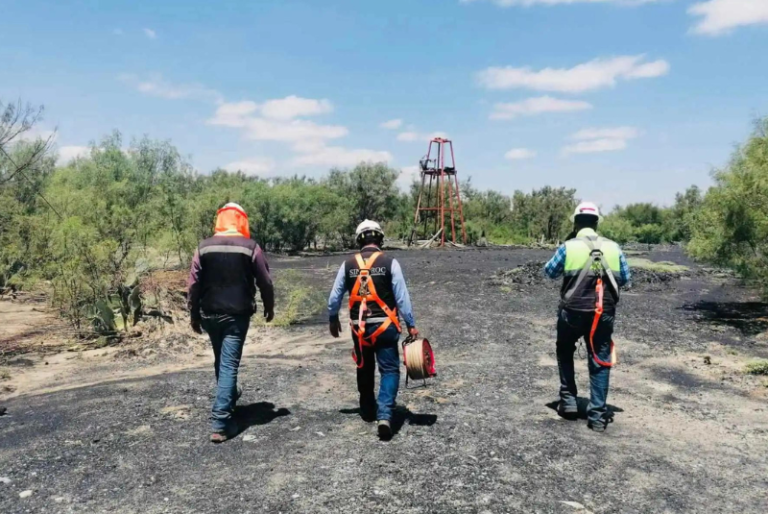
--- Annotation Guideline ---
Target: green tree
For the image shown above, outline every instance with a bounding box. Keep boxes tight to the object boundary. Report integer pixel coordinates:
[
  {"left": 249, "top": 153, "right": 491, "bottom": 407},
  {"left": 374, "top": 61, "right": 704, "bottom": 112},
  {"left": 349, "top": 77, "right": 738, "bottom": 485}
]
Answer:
[
  {"left": 688, "top": 118, "right": 768, "bottom": 294},
  {"left": 665, "top": 185, "right": 703, "bottom": 242},
  {"left": 325, "top": 162, "right": 400, "bottom": 242},
  {"left": 512, "top": 186, "right": 577, "bottom": 243}
]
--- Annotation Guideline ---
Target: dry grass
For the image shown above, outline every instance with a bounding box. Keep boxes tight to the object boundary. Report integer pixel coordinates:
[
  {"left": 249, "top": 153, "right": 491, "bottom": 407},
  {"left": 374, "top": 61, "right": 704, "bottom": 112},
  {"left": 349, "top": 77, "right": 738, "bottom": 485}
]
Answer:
[
  {"left": 744, "top": 359, "right": 768, "bottom": 376},
  {"left": 627, "top": 258, "right": 690, "bottom": 273}
]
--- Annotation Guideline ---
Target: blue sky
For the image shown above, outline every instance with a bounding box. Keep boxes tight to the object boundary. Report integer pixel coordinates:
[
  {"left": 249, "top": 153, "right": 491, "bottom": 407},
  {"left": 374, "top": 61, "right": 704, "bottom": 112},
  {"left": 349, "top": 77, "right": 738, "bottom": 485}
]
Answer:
[{"left": 1, "top": 0, "right": 767, "bottom": 209}]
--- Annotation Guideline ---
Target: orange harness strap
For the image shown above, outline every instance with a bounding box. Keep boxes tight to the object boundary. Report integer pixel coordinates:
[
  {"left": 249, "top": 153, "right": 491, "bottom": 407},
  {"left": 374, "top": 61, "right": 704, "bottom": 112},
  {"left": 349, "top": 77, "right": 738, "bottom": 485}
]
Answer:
[
  {"left": 589, "top": 278, "right": 617, "bottom": 367},
  {"left": 349, "top": 252, "right": 402, "bottom": 369}
]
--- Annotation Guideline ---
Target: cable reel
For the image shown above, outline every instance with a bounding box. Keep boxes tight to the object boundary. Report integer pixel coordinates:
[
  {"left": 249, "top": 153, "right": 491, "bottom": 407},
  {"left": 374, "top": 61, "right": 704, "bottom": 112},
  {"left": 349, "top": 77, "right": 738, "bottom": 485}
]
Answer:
[{"left": 402, "top": 336, "right": 436, "bottom": 388}]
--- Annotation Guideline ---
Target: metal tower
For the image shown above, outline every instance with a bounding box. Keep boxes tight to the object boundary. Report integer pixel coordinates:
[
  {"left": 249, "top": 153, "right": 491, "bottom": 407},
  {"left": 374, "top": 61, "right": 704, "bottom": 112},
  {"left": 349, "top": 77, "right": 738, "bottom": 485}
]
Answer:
[{"left": 409, "top": 138, "right": 467, "bottom": 246}]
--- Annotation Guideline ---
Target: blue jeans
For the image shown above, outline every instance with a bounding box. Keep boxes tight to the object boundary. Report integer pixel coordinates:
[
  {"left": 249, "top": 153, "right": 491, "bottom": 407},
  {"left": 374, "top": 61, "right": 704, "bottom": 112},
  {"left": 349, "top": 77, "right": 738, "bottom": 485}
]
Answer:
[
  {"left": 201, "top": 313, "right": 250, "bottom": 432},
  {"left": 556, "top": 309, "right": 614, "bottom": 426},
  {"left": 353, "top": 324, "right": 401, "bottom": 421}
]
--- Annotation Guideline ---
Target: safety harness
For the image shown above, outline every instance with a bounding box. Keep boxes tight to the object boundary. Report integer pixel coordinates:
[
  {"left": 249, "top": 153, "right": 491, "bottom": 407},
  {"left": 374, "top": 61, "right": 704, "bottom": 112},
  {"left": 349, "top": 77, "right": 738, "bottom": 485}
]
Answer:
[
  {"left": 562, "top": 236, "right": 619, "bottom": 368},
  {"left": 349, "top": 251, "right": 401, "bottom": 369}
]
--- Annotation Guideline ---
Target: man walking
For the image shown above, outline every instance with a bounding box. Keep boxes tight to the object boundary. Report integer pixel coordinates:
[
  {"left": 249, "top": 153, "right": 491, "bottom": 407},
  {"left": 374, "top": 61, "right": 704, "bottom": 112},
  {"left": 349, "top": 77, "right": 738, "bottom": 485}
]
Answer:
[
  {"left": 188, "top": 202, "right": 275, "bottom": 443},
  {"left": 328, "top": 220, "right": 418, "bottom": 440},
  {"left": 544, "top": 202, "right": 631, "bottom": 432}
]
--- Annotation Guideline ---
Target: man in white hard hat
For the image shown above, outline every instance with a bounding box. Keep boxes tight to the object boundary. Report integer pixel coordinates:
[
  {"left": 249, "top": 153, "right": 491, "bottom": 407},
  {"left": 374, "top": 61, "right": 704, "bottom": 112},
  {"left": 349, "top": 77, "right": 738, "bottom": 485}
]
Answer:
[
  {"left": 327, "top": 219, "right": 418, "bottom": 440},
  {"left": 544, "top": 202, "right": 631, "bottom": 432}
]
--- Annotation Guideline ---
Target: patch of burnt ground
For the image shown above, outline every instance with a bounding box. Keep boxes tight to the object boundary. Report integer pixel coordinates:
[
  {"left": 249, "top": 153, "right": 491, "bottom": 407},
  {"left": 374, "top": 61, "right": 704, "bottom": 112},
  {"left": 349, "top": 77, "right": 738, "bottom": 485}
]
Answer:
[{"left": 489, "top": 260, "right": 702, "bottom": 292}]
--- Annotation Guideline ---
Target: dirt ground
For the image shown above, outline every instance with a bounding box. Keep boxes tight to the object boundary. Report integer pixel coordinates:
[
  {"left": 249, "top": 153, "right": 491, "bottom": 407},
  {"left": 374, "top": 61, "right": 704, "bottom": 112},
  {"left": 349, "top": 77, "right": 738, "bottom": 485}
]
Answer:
[{"left": 1, "top": 247, "right": 767, "bottom": 513}]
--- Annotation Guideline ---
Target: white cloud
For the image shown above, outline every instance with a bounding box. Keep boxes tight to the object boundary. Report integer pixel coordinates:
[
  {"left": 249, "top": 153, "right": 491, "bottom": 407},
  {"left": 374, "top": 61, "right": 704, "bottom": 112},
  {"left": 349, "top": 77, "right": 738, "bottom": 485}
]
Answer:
[
  {"left": 461, "top": 0, "right": 661, "bottom": 6},
  {"left": 562, "top": 139, "right": 628, "bottom": 154},
  {"left": 380, "top": 119, "right": 403, "bottom": 130},
  {"left": 119, "top": 74, "right": 223, "bottom": 103},
  {"left": 397, "top": 165, "right": 421, "bottom": 190},
  {"left": 570, "top": 126, "right": 641, "bottom": 140},
  {"left": 144, "top": 28, "right": 157, "bottom": 39},
  {"left": 292, "top": 146, "right": 392, "bottom": 167},
  {"left": 208, "top": 98, "right": 345, "bottom": 143},
  {"left": 562, "top": 126, "right": 641, "bottom": 154},
  {"left": 209, "top": 96, "right": 390, "bottom": 170},
  {"left": 396, "top": 131, "right": 448, "bottom": 142},
  {"left": 57, "top": 145, "right": 90, "bottom": 164},
  {"left": 490, "top": 96, "right": 592, "bottom": 120},
  {"left": 396, "top": 131, "right": 422, "bottom": 142},
  {"left": 477, "top": 55, "right": 670, "bottom": 93},
  {"left": 260, "top": 96, "right": 333, "bottom": 120},
  {"left": 505, "top": 148, "right": 537, "bottom": 160},
  {"left": 224, "top": 157, "right": 276, "bottom": 176},
  {"left": 243, "top": 118, "right": 348, "bottom": 142},
  {"left": 688, "top": 0, "right": 768, "bottom": 36},
  {"left": 16, "top": 127, "right": 57, "bottom": 143}
]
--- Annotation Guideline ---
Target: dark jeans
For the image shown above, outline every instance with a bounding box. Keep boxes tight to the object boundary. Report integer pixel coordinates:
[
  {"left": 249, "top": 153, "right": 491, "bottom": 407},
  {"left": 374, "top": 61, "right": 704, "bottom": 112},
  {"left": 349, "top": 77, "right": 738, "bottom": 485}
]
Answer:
[
  {"left": 353, "top": 324, "right": 401, "bottom": 421},
  {"left": 201, "top": 313, "right": 250, "bottom": 432},
  {"left": 556, "top": 308, "right": 614, "bottom": 426}
]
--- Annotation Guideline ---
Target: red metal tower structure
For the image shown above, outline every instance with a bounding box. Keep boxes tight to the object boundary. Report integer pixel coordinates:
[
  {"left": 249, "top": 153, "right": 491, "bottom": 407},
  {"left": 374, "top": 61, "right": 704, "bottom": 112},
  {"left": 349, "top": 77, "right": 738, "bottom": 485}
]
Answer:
[{"left": 409, "top": 138, "right": 467, "bottom": 246}]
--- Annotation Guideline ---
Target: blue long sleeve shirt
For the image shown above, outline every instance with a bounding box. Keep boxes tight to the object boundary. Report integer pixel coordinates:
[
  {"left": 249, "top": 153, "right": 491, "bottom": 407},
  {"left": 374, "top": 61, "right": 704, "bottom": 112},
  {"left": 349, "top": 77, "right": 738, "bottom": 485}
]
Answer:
[{"left": 327, "top": 258, "right": 416, "bottom": 328}]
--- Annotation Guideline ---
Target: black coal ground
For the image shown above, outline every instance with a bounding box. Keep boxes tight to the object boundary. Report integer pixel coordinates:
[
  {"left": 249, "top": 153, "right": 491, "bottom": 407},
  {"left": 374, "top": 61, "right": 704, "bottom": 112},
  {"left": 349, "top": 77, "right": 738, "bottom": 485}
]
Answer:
[{"left": 2, "top": 247, "right": 767, "bottom": 513}]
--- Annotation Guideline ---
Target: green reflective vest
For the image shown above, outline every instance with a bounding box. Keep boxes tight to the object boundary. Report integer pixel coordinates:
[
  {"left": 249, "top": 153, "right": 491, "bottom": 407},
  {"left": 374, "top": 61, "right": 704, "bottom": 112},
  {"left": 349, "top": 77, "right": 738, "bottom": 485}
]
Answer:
[{"left": 561, "top": 228, "right": 622, "bottom": 312}]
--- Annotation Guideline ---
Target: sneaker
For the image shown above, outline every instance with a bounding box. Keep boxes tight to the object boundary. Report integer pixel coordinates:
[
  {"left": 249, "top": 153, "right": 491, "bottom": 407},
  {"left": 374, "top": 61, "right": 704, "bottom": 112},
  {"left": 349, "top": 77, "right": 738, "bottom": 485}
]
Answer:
[
  {"left": 236, "top": 386, "right": 243, "bottom": 403},
  {"left": 557, "top": 401, "right": 578, "bottom": 421},
  {"left": 377, "top": 419, "right": 392, "bottom": 441}
]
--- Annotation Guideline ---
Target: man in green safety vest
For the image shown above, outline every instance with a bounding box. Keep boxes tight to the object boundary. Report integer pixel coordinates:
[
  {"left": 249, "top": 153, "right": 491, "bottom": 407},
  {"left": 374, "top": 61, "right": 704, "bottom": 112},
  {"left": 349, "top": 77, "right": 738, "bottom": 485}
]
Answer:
[{"left": 544, "top": 202, "right": 631, "bottom": 432}]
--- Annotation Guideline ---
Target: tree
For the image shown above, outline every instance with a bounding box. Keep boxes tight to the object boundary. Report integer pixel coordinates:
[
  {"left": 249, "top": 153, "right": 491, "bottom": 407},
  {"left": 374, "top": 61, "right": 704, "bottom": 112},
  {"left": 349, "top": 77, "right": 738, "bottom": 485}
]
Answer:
[
  {"left": 512, "top": 186, "right": 577, "bottom": 243},
  {"left": 688, "top": 118, "right": 768, "bottom": 294},
  {"left": 665, "top": 185, "right": 703, "bottom": 242},
  {"left": 325, "top": 162, "right": 400, "bottom": 242},
  {"left": 0, "top": 99, "right": 56, "bottom": 290}
]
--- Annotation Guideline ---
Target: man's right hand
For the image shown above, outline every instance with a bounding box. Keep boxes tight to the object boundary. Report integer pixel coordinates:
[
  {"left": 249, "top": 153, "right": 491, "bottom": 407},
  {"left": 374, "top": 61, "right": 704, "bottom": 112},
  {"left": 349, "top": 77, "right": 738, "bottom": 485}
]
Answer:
[
  {"left": 264, "top": 308, "right": 275, "bottom": 323},
  {"left": 329, "top": 317, "right": 342, "bottom": 338},
  {"left": 408, "top": 327, "right": 419, "bottom": 339},
  {"left": 191, "top": 318, "right": 203, "bottom": 335}
]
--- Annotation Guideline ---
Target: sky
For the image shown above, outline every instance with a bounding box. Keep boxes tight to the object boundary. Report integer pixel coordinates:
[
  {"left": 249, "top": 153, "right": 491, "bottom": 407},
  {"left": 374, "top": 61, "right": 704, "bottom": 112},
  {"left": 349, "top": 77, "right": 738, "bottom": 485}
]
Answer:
[{"left": 1, "top": 0, "right": 767, "bottom": 209}]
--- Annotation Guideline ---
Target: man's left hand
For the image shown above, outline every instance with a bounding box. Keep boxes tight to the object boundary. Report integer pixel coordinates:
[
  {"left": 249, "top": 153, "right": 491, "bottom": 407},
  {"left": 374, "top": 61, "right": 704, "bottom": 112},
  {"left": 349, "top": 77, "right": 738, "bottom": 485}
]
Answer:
[
  {"left": 329, "top": 316, "right": 342, "bottom": 338},
  {"left": 191, "top": 318, "right": 203, "bottom": 334}
]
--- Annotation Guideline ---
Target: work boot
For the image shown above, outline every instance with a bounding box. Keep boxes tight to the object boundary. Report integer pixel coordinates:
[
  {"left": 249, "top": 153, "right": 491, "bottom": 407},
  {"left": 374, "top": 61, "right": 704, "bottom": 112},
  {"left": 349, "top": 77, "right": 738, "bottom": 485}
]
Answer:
[
  {"left": 377, "top": 420, "right": 392, "bottom": 441},
  {"left": 557, "top": 401, "right": 578, "bottom": 421},
  {"left": 210, "top": 424, "right": 239, "bottom": 443},
  {"left": 587, "top": 412, "right": 614, "bottom": 433},
  {"left": 587, "top": 421, "right": 606, "bottom": 433},
  {"left": 360, "top": 395, "right": 377, "bottom": 423}
]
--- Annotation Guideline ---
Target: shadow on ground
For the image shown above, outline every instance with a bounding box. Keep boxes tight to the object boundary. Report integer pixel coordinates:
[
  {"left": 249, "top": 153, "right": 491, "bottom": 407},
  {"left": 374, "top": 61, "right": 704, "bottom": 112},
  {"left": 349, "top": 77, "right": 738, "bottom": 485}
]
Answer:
[
  {"left": 234, "top": 401, "right": 291, "bottom": 434},
  {"left": 683, "top": 300, "right": 768, "bottom": 336}
]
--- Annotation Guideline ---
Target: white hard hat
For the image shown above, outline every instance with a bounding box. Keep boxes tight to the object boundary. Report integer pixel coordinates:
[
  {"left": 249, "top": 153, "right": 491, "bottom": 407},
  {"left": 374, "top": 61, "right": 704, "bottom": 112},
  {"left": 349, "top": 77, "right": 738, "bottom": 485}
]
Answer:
[
  {"left": 355, "top": 219, "right": 384, "bottom": 240},
  {"left": 571, "top": 202, "right": 601, "bottom": 222}
]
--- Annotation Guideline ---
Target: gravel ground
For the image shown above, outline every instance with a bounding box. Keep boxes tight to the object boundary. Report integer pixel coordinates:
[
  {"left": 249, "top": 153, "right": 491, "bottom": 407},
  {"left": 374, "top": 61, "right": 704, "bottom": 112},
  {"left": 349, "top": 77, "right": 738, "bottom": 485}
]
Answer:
[{"left": 2, "top": 247, "right": 767, "bottom": 513}]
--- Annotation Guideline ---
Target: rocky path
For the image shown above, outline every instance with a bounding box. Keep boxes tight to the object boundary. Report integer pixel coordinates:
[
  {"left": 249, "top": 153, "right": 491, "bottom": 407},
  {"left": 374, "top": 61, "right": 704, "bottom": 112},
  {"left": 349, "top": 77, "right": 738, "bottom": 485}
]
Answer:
[{"left": 1, "top": 247, "right": 767, "bottom": 513}]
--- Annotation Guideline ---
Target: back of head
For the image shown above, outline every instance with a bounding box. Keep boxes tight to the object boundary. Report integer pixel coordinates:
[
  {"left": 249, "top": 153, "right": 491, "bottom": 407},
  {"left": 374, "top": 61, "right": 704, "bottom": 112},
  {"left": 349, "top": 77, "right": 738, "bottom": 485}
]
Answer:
[
  {"left": 214, "top": 202, "right": 250, "bottom": 238},
  {"left": 571, "top": 202, "right": 601, "bottom": 234},
  {"left": 355, "top": 219, "right": 384, "bottom": 249}
]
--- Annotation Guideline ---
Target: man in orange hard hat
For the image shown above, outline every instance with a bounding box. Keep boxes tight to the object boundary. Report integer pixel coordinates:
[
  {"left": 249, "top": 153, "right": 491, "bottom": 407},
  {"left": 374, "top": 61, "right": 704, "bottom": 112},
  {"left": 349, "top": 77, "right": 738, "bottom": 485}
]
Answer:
[{"left": 188, "top": 203, "right": 275, "bottom": 443}]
